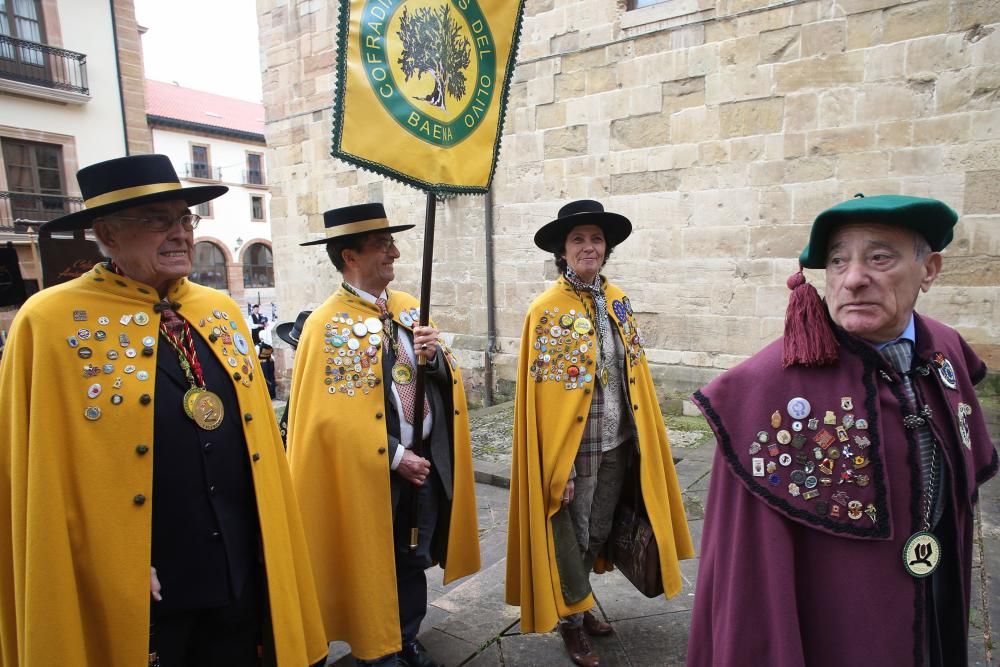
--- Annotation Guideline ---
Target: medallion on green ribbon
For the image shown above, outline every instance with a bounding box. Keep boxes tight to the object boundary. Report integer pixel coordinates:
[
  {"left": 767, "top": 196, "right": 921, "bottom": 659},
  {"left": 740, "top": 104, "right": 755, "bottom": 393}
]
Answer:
[{"left": 360, "top": 0, "right": 497, "bottom": 146}]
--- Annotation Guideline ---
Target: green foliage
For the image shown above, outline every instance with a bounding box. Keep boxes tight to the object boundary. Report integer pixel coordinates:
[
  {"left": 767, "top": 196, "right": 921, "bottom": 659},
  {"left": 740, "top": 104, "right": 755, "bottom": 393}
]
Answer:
[{"left": 396, "top": 3, "right": 471, "bottom": 111}]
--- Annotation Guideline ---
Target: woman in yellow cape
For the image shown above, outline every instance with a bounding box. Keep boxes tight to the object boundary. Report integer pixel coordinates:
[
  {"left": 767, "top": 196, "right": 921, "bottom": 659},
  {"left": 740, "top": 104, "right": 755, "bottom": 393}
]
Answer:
[{"left": 505, "top": 200, "right": 694, "bottom": 667}]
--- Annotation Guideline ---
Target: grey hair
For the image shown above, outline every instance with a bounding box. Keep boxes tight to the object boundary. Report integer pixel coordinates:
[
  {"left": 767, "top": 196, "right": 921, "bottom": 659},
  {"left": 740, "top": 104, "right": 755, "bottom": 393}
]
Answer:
[
  {"left": 914, "top": 234, "right": 932, "bottom": 260},
  {"left": 91, "top": 218, "right": 121, "bottom": 258}
]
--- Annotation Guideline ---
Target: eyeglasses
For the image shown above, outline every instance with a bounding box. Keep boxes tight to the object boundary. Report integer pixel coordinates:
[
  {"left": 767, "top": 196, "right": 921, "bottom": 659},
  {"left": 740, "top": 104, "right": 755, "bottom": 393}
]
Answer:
[
  {"left": 365, "top": 237, "right": 398, "bottom": 253},
  {"left": 115, "top": 213, "right": 201, "bottom": 232}
]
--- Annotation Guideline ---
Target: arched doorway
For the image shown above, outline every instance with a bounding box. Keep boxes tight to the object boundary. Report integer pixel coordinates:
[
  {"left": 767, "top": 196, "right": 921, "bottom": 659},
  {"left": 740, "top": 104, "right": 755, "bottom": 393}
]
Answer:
[
  {"left": 191, "top": 241, "right": 228, "bottom": 290},
  {"left": 242, "top": 242, "right": 274, "bottom": 289}
]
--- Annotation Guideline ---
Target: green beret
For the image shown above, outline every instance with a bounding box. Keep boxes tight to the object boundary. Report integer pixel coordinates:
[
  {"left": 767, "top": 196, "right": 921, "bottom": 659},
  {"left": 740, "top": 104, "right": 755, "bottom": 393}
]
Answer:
[{"left": 798, "top": 194, "right": 958, "bottom": 268}]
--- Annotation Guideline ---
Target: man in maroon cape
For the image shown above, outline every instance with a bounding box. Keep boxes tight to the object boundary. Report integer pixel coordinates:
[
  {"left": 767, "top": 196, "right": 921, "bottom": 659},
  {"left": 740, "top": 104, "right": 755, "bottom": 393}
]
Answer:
[{"left": 688, "top": 195, "right": 997, "bottom": 667}]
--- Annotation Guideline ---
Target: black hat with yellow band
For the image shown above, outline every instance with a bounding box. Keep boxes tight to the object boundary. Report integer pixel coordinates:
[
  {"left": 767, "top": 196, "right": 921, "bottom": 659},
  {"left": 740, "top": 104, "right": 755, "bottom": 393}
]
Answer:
[
  {"left": 300, "top": 203, "right": 415, "bottom": 246},
  {"left": 40, "top": 154, "right": 228, "bottom": 232}
]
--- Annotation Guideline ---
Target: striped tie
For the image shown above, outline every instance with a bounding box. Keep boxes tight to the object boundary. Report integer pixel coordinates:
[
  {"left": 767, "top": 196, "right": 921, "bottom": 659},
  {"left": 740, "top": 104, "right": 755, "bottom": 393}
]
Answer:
[{"left": 882, "top": 340, "right": 942, "bottom": 528}]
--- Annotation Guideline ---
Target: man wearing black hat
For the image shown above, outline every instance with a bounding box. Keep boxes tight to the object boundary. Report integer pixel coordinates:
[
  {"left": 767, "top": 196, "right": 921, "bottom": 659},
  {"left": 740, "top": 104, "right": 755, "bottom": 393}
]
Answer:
[
  {"left": 286, "top": 203, "right": 481, "bottom": 667},
  {"left": 0, "top": 154, "right": 327, "bottom": 667},
  {"left": 688, "top": 195, "right": 998, "bottom": 667}
]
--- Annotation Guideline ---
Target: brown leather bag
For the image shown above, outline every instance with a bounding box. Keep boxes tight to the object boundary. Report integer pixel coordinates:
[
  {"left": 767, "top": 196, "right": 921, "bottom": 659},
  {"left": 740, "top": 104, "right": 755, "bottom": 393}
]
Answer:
[{"left": 610, "top": 465, "right": 663, "bottom": 598}]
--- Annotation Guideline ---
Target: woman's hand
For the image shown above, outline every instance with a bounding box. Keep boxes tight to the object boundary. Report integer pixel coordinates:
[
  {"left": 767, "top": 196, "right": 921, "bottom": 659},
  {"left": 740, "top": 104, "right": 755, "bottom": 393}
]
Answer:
[{"left": 561, "top": 479, "right": 575, "bottom": 507}]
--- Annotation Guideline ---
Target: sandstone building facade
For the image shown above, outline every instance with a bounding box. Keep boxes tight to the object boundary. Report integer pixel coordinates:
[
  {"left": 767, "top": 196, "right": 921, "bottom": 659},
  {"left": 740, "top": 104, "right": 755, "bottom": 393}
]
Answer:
[{"left": 257, "top": 0, "right": 999, "bottom": 403}]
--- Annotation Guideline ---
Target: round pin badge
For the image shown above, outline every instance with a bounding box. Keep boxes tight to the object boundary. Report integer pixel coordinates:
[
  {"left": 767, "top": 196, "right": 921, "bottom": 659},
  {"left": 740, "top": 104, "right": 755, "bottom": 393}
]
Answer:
[
  {"left": 400, "top": 311, "right": 413, "bottom": 327},
  {"left": 787, "top": 397, "right": 811, "bottom": 420},
  {"left": 347, "top": 338, "right": 361, "bottom": 351},
  {"left": 364, "top": 317, "right": 382, "bottom": 334},
  {"left": 125, "top": 348, "right": 137, "bottom": 359},
  {"left": 77, "top": 328, "right": 91, "bottom": 340},
  {"left": 136, "top": 370, "right": 149, "bottom": 381},
  {"left": 124, "top": 364, "right": 136, "bottom": 374},
  {"left": 67, "top": 336, "right": 79, "bottom": 348},
  {"left": 95, "top": 330, "right": 107, "bottom": 341},
  {"left": 84, "top": 406, "right": 101, "bottom": 421},
  {"left": 87, "top": 383, "right": 102, "bottom": 399},
  {"left": 353, "top": 322, "right": 368, "bottom": 337},
  {"left": 612, "top": 300, "right": 627, "bottom": 321},
  {"left": 97, "top": 316, "right": 110, "bottom": 326},
  {"left": 776, "top": 430, "right": 792, "bottom": 445},
  {"left": 573, "top": 318, "right": 591, "bottom": 335},
  {"left": 78, "top": 347, "right": 93, "bottom": 359},
  {"left": 102, "top": 364, "right": 114, "bottom": 374},
  {"left": 368, "top": 333, "right": 382, "bottom": 347},
  {"left": 559, "top": 314, "right": 574, "bottom": 328},
  {"left": 233, "top": 332, "right": 249, "bottom": 355},
  {"left": 133, "top": 312, "right": 149, "bottom": 326}
]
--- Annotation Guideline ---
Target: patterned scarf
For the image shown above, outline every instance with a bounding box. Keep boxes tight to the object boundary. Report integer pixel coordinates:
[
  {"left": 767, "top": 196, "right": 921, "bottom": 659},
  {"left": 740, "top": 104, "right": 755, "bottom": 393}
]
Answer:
[{"left": 564, "top": 267, "right": 611, "bottom": 369}]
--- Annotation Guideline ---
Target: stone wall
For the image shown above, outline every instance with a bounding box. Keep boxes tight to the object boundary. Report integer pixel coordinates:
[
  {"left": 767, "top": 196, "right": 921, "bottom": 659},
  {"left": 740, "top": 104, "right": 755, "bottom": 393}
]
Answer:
[{"left": 257, "top": 0, "right": 1000, "bottom": 404}]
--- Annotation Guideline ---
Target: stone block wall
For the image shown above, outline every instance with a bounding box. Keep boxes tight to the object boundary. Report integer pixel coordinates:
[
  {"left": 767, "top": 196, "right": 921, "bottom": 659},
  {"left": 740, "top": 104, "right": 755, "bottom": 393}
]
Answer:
[{"left": 257, "top": 0, "right": 1000, "bottom": 404}]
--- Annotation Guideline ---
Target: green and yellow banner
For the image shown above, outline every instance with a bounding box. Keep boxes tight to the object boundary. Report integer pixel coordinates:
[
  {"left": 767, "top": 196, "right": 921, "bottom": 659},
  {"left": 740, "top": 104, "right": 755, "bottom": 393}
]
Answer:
[{"left": 331, "top": 0, "right": 525, "bottom": 194}]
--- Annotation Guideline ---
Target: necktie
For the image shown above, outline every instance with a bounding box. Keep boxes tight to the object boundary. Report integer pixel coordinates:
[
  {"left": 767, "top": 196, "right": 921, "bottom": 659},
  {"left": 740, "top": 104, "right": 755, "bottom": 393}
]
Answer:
[
  {"left": 158, "top": 300, "right": 185, "bottom": 338},
  {"left": 882, "top": 340, "right": 943, "bottom": 529},
  {"left": 377, "top": 297, "right": 429, "bottom": 425}
]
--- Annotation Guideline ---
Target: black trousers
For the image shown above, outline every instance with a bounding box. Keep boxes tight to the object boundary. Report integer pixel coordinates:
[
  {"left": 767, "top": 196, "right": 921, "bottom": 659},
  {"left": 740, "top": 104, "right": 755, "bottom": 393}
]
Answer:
[{"left": 150, "top": 572, "right": 273, "bottom": 667}]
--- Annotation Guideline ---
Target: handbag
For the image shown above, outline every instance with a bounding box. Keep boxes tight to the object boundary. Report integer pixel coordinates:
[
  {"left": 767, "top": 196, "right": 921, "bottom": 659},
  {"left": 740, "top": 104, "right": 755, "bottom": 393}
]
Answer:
[{"left": 609, "top": 464, "right": 664, "bottom": 598}]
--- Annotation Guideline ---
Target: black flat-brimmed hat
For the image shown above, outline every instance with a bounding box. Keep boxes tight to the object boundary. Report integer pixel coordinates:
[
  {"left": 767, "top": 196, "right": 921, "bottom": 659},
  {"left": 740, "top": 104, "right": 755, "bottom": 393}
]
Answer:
[
  {"left": 275, "top": 310, "right": 313, "bottom": 348},
  {"left": 300, "top": 203, "right": 415, "bottom": 246},
  {"left": 40, "top": 154, "right": 228, "bottom": 232},
  {"left": 533, "top": 200, "right": 632, "bottom": 253},
  {"left": 798, "top": 194, "right": 958, "bottom": 268}
]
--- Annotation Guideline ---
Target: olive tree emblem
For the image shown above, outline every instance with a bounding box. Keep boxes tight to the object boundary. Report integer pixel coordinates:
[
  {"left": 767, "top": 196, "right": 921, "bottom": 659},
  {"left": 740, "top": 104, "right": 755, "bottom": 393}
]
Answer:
[{"left": 396, "top": 4, "right": 471, "bottom": 111}]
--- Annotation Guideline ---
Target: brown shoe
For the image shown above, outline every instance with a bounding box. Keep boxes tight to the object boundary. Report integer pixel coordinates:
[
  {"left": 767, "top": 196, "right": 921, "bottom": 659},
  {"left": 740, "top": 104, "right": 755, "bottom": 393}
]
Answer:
[
  {"left": 582, "top": 610, "right": 613, "bottom": 636},
  {"left": 558, "top": 622, "right": 600, "bottom": 667}
]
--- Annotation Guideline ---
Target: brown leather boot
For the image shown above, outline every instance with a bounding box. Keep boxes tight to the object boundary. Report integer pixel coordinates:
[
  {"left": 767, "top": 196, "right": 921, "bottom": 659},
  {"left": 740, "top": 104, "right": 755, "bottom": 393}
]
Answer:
[
  {"left": 582, "top": 610, "right": 613, "bottom": 636},
  {"left": 558, "top": 622, "right": 600, "bottom": 667}
]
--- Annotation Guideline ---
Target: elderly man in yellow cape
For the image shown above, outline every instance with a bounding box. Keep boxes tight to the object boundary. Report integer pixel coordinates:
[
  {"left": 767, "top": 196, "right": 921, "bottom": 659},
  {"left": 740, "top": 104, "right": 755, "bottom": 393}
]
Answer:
[
  {"left": 287, "top": 203, "right": 480, "bottom": 667},
  {"left": 505, "top": 200, "right": 695, "bottom": 665},
  {"left": 0, "top": 155, "right": 327, "bottom": 666}
]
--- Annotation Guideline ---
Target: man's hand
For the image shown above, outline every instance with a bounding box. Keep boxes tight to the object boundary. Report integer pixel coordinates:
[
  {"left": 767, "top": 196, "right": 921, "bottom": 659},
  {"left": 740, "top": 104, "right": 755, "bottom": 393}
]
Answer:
[
  {"left": 561, "top": 479, "right": 575, "bottom": 507},
  {"left": 397, "top": 449, "right": 431, "bottom": 485},
  {"left": 412, "top": 325, "right": 439, "bottom": 362},
  {"left": 151, "top": 567, "right": 162, "bottom": 602}
]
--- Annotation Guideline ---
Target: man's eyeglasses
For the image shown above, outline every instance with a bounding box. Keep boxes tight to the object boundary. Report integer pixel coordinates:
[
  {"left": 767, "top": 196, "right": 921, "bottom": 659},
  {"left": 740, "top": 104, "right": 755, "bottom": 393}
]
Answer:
[
  {"left": 115, "top": 213, "right": 201, "bottom": 233},
  {"left": 366, "top": 237, "right": 398, "bottom": 253}
]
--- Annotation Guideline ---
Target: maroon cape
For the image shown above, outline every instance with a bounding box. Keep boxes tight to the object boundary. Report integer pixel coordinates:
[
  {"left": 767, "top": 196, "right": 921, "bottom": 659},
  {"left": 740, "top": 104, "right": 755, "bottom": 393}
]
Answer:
[{"left": 688, "top": 313, "right": 997, "bottom": 667}]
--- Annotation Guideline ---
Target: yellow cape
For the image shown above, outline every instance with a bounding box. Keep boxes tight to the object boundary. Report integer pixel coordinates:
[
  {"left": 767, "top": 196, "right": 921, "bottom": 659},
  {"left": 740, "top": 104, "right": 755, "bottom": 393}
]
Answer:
[
  {"left": 287, "top": 286, "right": 480, "bottom": 660},
  {"left": 505, "top": 277, "right": 695, "bottom": 632},
  {"left": 0, "top": 266, "right": 327, "bottom": 666}
]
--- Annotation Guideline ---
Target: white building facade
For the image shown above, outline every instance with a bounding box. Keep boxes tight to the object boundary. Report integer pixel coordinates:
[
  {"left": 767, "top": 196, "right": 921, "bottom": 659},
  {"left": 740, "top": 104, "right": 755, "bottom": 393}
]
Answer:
[{"left": 146, "top": 79, "right": 275, "bottom": 316}]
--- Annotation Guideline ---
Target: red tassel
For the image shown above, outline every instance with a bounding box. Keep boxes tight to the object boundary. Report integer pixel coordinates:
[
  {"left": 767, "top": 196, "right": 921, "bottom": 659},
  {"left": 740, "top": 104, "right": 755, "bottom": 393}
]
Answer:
[{"left": 782, "top": 269, "right": 839, "bottom": 368}]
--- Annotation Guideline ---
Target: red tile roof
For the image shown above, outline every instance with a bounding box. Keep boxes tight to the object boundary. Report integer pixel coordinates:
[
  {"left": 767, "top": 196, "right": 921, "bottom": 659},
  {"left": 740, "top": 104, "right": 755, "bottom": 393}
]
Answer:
[{"left": 146, "top": 79, "right": 265, "bottom": 136}]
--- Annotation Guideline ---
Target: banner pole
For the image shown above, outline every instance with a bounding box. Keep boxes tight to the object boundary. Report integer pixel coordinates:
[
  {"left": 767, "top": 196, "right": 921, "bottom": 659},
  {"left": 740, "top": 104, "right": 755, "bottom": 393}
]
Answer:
[{"left": 408, "top": 191, "right": 436, "bottom": 550}]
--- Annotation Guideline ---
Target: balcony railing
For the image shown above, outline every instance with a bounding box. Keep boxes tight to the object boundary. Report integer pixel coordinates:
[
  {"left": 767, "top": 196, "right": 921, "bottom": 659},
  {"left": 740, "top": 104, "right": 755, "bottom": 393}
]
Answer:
[
  {"left": 243, "top": 169, "right": 266, "bottom": 185},
  {"left": 0, "top": 34, "right": 88, "bottom": 95},
  {"left": 185, "top": 162, "right": 221, "bottom": 181},
  {"left": 0, "top": 191, "right": 84, "bottom": 230}
]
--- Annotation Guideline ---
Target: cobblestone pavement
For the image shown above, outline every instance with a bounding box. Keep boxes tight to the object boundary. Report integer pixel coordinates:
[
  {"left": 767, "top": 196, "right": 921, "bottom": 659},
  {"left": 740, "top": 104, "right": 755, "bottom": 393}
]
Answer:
[{"left": 327, "top": 400, "right": 998, "bottom": 666}]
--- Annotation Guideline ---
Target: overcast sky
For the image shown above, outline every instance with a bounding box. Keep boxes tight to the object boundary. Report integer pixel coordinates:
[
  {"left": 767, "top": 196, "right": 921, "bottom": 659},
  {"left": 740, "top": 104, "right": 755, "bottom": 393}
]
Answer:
[{"left": 134, "top": 0, "right": 264, "bottom": 102}]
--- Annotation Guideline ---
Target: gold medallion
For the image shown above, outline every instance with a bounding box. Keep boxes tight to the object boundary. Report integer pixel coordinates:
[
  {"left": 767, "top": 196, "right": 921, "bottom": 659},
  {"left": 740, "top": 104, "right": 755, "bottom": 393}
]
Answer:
[
  {"left": 183, "top": 387, "right": 206, "bottom": 419},
  {"left": 600, "top": 366, "right": 609, "bottom": 387},
  {"left": 392, "top": 362, "right": 413, "bottom": 385},
  {"left": 192, "top": 390, "right": 224, "bottom": 430}
]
